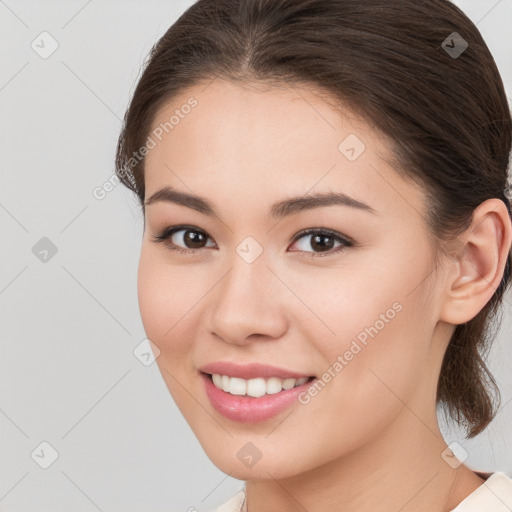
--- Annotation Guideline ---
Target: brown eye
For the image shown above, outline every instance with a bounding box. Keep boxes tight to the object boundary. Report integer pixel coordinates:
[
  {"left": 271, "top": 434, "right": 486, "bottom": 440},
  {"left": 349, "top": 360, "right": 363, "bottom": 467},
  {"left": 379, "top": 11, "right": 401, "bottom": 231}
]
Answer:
[
  {"left": 152, "top": 225, "right": 354, "bottom": 258},
  {"left": 289, "top": 228, "right": 354, "bottom": 257},
  {"left": 175, "top": 229, "right": 209, "bottom": 249},
  {"left": 152, "top": 226, "right": 216, "bottom": 254}
]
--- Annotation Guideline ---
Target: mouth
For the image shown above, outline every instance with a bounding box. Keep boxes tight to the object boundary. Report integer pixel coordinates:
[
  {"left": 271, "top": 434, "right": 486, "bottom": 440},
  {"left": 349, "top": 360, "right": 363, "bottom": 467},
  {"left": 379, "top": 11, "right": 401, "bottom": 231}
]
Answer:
[
  {"left": 200, "top": 371, "right": 317, "bottom": 423},
  {"left": 204, "top": 372, "right": 315, "bottom": 397}
]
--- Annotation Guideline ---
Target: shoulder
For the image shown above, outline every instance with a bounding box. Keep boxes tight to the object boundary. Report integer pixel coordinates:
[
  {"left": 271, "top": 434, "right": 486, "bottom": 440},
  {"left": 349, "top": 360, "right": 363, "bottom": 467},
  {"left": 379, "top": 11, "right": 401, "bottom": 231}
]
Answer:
[{"left": 451, "top": 472, "right": 512, "bottom": 511}]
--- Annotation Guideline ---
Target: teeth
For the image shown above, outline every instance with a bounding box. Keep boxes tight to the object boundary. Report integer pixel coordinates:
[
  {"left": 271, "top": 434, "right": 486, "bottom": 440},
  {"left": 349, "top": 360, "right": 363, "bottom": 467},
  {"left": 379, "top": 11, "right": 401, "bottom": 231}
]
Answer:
[{"left": 210, "top": 374, "right": 310, "bottom": 396}]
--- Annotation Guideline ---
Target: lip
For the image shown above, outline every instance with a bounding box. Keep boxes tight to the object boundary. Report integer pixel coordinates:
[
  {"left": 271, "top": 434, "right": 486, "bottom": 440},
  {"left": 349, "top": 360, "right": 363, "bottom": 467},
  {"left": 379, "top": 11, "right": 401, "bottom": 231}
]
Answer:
[
  {"left": 201, "top": 372, "right": 316, "bottom": 423},
  {"left": 198, "top": 361, "right": 313, "bottom": 380}
]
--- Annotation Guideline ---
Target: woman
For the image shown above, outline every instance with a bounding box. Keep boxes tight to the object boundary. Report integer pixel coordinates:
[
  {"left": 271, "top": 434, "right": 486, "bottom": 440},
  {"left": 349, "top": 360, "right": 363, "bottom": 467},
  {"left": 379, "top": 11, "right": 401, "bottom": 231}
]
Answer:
[{"left": 115, "top": 0, "right": 512, "bottom": 510}]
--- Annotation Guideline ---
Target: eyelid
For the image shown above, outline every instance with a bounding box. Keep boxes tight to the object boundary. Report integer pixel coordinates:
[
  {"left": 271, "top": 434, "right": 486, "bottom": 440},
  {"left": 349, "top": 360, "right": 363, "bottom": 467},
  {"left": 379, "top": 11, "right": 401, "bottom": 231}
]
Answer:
[
  {"left": 151, "top": 224, "right": 355, "bottom": 256},
  {"left": 152, "top": 225, "right": 214, "bottom": 254},
  {"left": 291, "top": 227, "right": 355, "bottom": 246}
]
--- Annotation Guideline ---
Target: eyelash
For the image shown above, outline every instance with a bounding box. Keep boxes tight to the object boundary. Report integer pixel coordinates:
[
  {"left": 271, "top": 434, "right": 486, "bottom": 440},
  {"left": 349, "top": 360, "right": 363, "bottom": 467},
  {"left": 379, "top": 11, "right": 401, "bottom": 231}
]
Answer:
[{"left": 151, "top": 225, "right": 355, "bottom": 258}]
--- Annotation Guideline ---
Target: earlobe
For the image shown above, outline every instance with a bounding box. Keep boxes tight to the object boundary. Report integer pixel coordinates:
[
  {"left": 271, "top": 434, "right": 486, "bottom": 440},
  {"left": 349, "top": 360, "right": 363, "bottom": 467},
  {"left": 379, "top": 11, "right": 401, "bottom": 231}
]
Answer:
[{"left": 440, "top": 199, "right": 512, "bottom": 325}]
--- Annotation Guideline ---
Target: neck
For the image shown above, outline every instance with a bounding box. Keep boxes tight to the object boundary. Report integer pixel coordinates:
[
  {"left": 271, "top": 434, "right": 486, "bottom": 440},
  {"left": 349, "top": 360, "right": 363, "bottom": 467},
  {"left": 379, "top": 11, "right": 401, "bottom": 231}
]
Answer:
[{"left": 245, "top": 400, "right": 483, "bottom": 512}]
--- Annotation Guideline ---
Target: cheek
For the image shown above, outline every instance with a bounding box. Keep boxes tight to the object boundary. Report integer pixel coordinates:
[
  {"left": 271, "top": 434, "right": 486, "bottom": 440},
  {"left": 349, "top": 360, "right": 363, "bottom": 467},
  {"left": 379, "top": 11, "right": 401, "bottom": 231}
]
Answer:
[
  {"left": 136, "top": 246, "right": 198, "bottom": 359},
  {"left": 291, "top": 306, "right": 432, "bottom": 467},
  {"left": 302, "top": 248, "right": 436, "bottom": 424},
  {"left": 137, "top": 248, "right": 203, "bottom": 414}
]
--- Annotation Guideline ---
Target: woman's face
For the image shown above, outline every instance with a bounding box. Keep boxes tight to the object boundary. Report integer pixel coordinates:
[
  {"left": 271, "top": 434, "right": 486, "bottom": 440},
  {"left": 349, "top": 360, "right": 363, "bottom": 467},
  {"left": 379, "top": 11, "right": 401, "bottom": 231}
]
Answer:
[{"left": 138, "top": 79, "right": 451, "bottom": 479}]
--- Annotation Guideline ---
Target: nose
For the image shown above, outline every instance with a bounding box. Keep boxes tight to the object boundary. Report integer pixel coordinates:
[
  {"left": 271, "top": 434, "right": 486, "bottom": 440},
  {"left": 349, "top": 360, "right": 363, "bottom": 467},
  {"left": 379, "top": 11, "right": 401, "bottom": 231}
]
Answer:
[{"left": 207, "top": 254, "right": 289, "bottom": 346}]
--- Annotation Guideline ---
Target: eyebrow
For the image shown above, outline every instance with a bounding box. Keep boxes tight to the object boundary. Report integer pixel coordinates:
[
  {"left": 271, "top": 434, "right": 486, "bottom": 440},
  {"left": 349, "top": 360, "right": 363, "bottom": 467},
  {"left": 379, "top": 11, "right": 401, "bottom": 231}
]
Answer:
[{"left": 144, "top": 186, "right": 377, "bottom": 219}]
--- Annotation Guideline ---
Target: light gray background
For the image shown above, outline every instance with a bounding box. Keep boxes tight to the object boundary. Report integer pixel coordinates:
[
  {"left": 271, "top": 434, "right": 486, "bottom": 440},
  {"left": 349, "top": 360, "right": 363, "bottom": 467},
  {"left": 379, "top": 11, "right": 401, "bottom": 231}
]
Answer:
[{"left": 0, "top": 1, "right": 511, "bottom": 511}]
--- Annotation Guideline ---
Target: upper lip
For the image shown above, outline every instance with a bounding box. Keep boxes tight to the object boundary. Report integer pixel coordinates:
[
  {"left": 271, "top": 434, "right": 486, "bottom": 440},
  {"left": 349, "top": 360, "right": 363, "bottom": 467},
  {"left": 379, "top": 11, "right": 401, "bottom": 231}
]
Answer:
[{"left": 199, "top": 362, "right": 314, "bottom": 380}]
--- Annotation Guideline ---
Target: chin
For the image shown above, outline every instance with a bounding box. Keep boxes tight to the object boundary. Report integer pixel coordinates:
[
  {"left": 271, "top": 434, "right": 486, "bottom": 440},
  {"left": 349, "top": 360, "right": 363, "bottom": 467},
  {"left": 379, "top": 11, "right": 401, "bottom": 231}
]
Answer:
[{"left": 193, "top": 432, "right": 319, "bottom": 481}]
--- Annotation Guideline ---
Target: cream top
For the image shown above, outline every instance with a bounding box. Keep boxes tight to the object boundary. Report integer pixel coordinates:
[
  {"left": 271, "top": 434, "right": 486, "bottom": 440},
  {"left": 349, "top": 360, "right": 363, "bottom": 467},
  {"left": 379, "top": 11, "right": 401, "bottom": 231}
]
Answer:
[{"left": 211, "top": 471, "right": 512, "bottom": 512}]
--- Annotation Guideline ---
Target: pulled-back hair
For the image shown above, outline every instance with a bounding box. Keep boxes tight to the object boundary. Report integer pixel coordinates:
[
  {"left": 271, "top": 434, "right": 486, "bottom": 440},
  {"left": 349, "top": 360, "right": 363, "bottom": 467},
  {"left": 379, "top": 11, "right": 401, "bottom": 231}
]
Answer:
[{"left": 115, "top": 0, "right": 512, "bottom": 438}]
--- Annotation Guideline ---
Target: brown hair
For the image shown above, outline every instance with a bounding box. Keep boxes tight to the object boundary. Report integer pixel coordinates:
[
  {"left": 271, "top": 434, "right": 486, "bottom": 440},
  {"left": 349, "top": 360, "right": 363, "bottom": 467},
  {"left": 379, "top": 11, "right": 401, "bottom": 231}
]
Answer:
[{"left": 115, "top": 0, "right": 512, "bottom": 438}]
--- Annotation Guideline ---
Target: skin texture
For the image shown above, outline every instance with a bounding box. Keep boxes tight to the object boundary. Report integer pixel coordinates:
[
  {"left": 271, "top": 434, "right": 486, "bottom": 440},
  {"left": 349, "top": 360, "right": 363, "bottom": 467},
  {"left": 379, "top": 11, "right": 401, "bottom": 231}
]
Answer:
[{"left": 138, "top": 79, "right": 511, "bottom": 511}]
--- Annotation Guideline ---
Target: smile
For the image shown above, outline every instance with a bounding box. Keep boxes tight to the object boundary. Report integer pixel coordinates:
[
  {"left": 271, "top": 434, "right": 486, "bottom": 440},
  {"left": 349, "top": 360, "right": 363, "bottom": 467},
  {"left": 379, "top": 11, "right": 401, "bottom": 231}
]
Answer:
[
  {"left": 200, "top": 369, "right": 317, "bottom": 423},
  {"left": 210, "top": 373, "right": 310, "bottom": 397}
]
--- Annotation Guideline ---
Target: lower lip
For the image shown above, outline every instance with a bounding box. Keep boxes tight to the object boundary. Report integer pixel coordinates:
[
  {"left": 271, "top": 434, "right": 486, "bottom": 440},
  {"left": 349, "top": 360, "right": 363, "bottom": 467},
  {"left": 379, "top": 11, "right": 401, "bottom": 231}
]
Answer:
[{"left": 201, "top": 373, "right": 315, "bottom": 423}]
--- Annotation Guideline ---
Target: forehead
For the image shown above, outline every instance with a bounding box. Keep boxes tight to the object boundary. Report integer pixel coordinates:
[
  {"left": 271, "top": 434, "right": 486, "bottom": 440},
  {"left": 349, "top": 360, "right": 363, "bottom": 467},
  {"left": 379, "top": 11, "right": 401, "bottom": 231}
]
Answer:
[
  {"left": 143, "top": 79, "right": 425, "bottom": 222},
  {"left": 147, "top": 78, "right": 376, "bottom": 161}
]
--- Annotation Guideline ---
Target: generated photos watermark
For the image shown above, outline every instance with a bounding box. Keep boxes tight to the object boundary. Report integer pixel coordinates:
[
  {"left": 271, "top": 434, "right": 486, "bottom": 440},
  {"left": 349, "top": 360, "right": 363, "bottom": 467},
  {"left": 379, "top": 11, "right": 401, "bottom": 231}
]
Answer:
[{"left": 298, "top": 301, "right": 403, "bottom": 405}]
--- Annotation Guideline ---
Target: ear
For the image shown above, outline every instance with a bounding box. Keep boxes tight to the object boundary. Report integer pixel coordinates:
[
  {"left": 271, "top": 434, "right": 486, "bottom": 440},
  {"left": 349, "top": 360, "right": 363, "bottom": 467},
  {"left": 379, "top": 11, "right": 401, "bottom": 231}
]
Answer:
[{"left": 439, "top": 198, "right": 512, "bottom": 325}]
